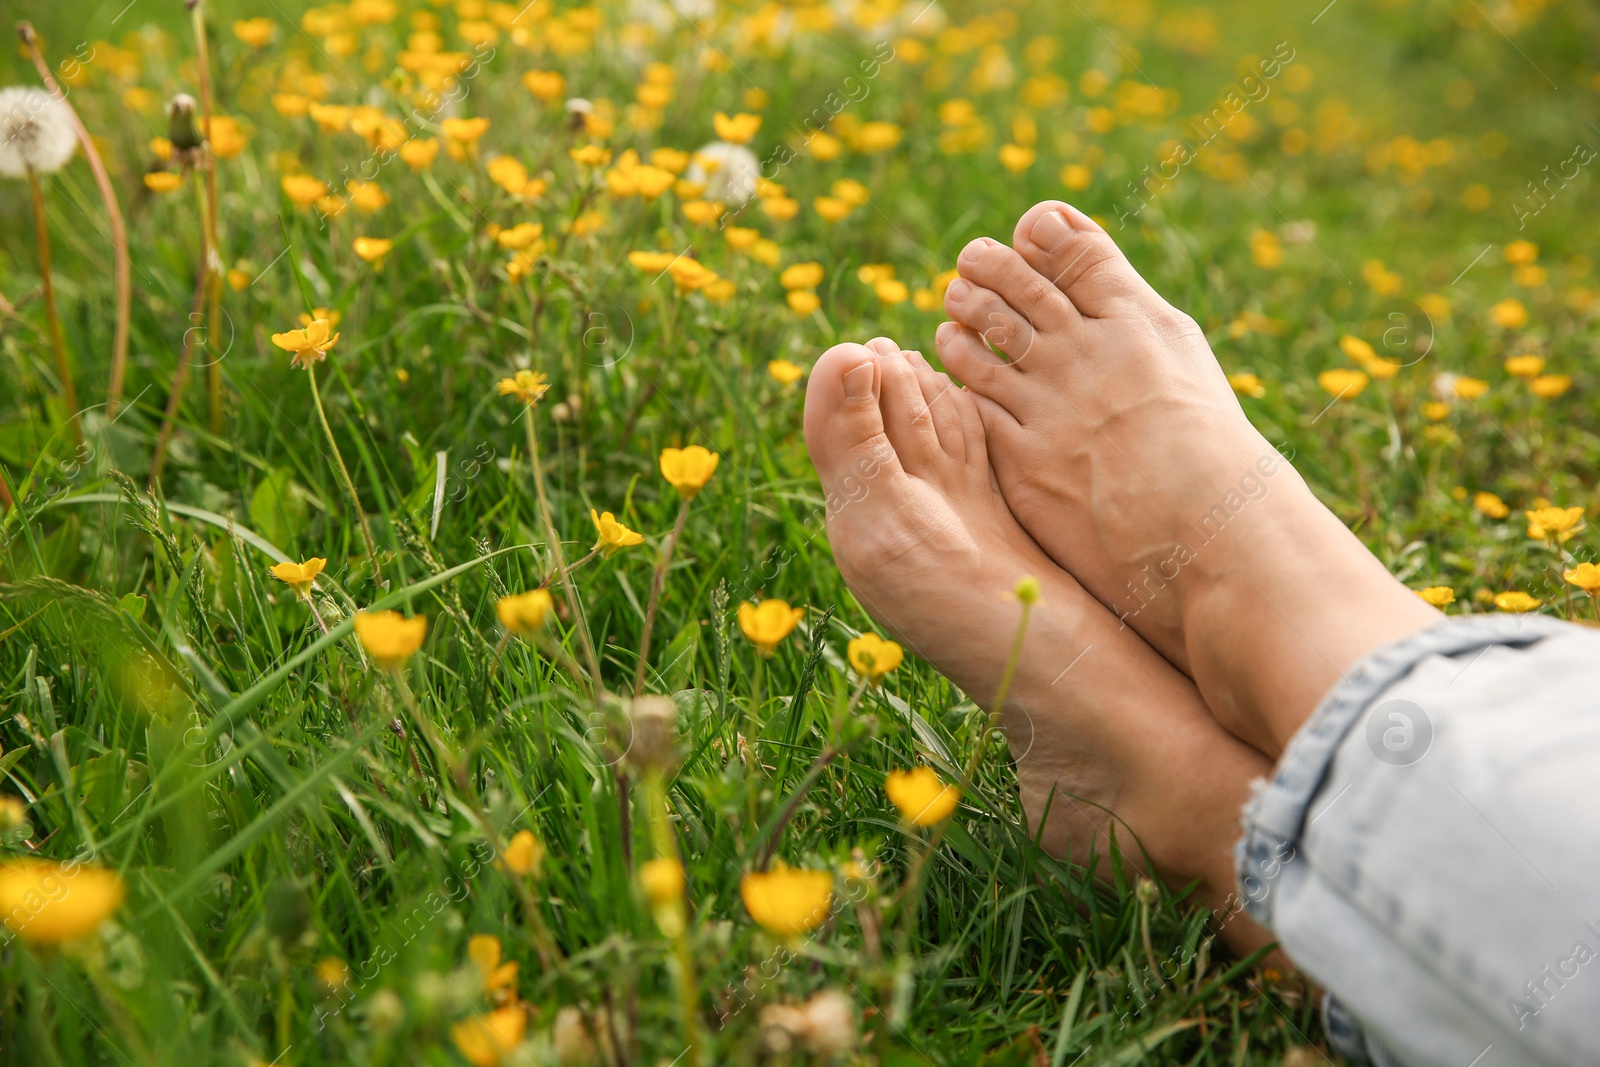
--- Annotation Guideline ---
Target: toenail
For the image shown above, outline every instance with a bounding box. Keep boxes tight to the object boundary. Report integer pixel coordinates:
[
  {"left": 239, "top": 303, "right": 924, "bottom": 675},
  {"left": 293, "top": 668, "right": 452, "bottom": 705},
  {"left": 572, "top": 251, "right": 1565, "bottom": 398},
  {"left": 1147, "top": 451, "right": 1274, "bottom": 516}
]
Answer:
[
  {"left": 842, "top": 361, "right": 876, "bottom": 402},
  {"left": 946, "top": 278, "right": 973, "bottom": 302},
  {"left": 935, "top": 321, "right": 957, "bottom": 345},
  {"left": 1032, "top": 210, "right": 1071, "bottom": 251}
]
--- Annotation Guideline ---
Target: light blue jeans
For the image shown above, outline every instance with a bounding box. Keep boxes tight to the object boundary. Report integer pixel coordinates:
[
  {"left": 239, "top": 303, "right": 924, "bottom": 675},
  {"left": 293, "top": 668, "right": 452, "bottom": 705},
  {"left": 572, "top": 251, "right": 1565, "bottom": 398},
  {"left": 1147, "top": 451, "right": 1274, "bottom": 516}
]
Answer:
[{"left": 1237, "top": 614, "right": 1600, "bottom": 1066}]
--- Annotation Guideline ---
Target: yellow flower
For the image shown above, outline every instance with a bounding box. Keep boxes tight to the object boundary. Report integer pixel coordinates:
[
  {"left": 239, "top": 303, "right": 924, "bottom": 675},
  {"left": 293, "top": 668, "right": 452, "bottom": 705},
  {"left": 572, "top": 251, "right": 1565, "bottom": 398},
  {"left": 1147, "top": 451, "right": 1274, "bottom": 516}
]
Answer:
[
  {"left": 1473, "top": 491, "right": 1510, "bottom": 519},
  {"left": 496, "top": 369, "right": 550, "bottom": 405},
  {"left": 768, "top": 359, "right": 805, "bottom": 386},
  {"left": 1493, "top": 591, "right": 1540, "bottom": 613},
  {"left": 143, "top": 171, "right": 183, "bottom": 193},
  {"left": 659, "top": 446, "right": 719, "bottom": 500},
  {"left": 496, "top": 222, "right": 545, "bottom": 251},
  {"left": 451, "top": 1005, "right": 527, "bottom": 1066},
  {"left": 639, "top": 857, "right": 685, "bottom": 905},
  {"left": 315, "top": 956, "right": 350, "bottom": 995},
  {"left": 740, "top": 864, "right": 833, "bottom": 937},
  {"left": 1489, "top": 298, "right": 1528, "bottom": 329},
  {"left": 347, "top": 179, "right": 389, "bottom": 213},
  {"left": 499, "top": 830, "right": 544, "bottom": 876},
  {"left": 739, "top": 599, "right": 804, "bottom": 655},
  {"left": 441, "top": 116, "right": 490, "bottom": 147},
  {"left": 681, "top": 199, "right": 725, "bottom": 226},
  {"left": 399, "top": 138, "right": 440, "bottom": 170},
  {"left": 1452, "top": 376, "right": 1489, "bottom": 399},
  {"left": 269, "top": 557, "right": 327, "bottom": 597},
  {"left": 1014, "top": 576, "right": 1042, "bottom": 604},
  {"left": 1317, "top": 368, "right": 1369, "bottom": 399},
  {"left": 0, "top": 797, "right": 26, "bottom": 832},
  {"left": 1564, "top": 562, "right": 1600, "bottom": 595},
  {"left": 309, "top": 103, "right": 351, "bottom": 132},
  {"left": 523, "top": 69, "right": 566, "bottom": 100},
  {"left": 1228, "top": 372, "right": 1266, "bottom": 399},
  {"left": 874, "top": 279, "right": 909, "bottom": 304},
  {"left": 998, "top": 143, "right": 1035, "bottom": 172},
  {"left": 713, "top": 111, "right": 762, "bottom": 143},
  {"left": 1504, "top": 354, "right": 1545, "bottom": 378},
  {"left": 270, "top": 318, "right": 340, "bottom": 369},
  {"left": 780, "top": 262, "right": 824, "bottom": 290},
  {"left": 1422, "top": 401, "right": 1452, "bottom": 421},
  {"left": 813, "top": 195, "right": 851, "bottom": 222},
  {"left": 352, "top": 236, "right": 393, "bottom": 266},
  {"left": 569, "top": 143, "right": 613, "bottom": 167},
  {"left": 847, "top": 633, "right": 902, "bottom": 683},
  {"left": 1530, "top": 374, "right": 1572, "bottom": 398},
  {"left": 233, "top": 17, "right": 277, "bottom": 46},
  {"left": 762, "top": 196, "right": 800, "bottom": 222},
  {"left": 1504, "top": 240, "right": 1538, "bottom": 265},
  {"left": 885, "top": 766, "right": 959, "bottom": 826},
  {"left": 1339, "top": 335, "right": 1375, "bottom": 362},
  {"left": 832, "top": 179, "right": 869, "bottom": 206},
  {"left": 787, "top": 290, "right": 820, "bottom": 316},
  {"left": 353, "top": 610, "right": 427, "bottom": 669},
  {"left": 0, "top": 860, "right": 125, "bottom": 943},
  {"left": 591, "top": 510, "right": 644, "bottom": 554},
  {"left": 1415, "top": 586, "right": 1455, "bottom": 607},
  {"left": 467, "top": 933, "right": 520, "bottom": 997},
  {"left": 1526, "top": 505, "right": 1584, "bottom": 543},
  {"left": 497, "top": 590, "right": 555, "bottom": 635},
  {"left": 281, "top": 174, "right": 328, "bottom": 208}
]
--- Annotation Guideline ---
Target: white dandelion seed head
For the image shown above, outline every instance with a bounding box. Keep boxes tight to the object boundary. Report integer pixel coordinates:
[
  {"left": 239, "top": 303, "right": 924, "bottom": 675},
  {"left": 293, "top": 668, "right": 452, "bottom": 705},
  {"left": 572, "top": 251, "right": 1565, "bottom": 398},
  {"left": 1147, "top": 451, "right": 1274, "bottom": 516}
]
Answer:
[
  {"left": 0, "top": 86, "right": 77, "bottom": 178},
  {"left": 686, "top": 140, "right": 761, "bottom": 203}
]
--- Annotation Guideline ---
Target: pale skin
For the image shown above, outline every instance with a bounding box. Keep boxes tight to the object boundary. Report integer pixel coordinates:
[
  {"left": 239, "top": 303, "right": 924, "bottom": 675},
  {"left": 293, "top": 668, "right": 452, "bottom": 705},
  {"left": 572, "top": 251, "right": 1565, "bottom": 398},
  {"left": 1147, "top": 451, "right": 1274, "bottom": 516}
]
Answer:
[{"left": 803, "top": 201, "right": 1444, "bottom": 959}]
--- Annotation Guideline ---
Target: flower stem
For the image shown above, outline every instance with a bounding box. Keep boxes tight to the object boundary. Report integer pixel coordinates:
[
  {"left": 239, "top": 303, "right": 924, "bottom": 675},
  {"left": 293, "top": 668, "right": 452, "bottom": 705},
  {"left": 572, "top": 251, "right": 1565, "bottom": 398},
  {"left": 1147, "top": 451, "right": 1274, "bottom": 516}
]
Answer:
[
  {"left": 309, "top": 365, "right": 382, "bottom": 585},
  {"left": 26, "top": 169, "right": 80, "bottom": 447},
  {"left": 523, "top": 406, "right": 603, "bottom": 686},
  {"left": 634, "top": 498, "right": 692, "bottom": 698},
  {"left": 189, "top": 0, "right": 226, "bottom": 435},
  {"left": 18, "top": 24, "right": 131, "bottom": 422},
  {"left": 643, "top": 770, "right": 700, "bottom": 1067},
  {"left": 150, "top": 169, "right": 211, "bottom": 486}
]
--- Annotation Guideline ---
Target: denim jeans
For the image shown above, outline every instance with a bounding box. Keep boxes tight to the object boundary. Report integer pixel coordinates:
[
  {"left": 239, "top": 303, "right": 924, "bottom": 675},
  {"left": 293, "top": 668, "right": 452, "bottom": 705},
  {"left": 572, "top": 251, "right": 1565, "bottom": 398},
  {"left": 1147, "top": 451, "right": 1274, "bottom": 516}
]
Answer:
[{"left": 1236, "top": 614, "right": 1600, "bottom": 1066}]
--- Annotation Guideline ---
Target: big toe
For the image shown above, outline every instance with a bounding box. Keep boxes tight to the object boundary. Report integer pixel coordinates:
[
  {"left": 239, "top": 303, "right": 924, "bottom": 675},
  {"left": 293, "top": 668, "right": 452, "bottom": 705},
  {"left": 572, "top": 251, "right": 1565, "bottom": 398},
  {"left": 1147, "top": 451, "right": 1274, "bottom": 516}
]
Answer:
[
  {"left": 1012, "top": 200, "right": 1160, "bottom": 318},
  {"left": 804, "top": 342, "right": 902, "bottom": 495}
]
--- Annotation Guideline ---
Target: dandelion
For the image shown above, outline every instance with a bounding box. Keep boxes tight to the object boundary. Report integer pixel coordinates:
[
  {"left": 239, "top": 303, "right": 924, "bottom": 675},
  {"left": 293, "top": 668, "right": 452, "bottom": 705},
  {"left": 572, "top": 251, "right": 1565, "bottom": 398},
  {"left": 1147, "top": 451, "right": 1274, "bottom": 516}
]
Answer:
[
  {"left": 353, "top": 611, "right": 427, "bottom": 670},
  {"left": 847, "top": 633, "right": 903, "bottom": 683},
  {"left": 523, "top": 69, "right": 565, "bottom": 100},
  {"left": 885, "top": 767, "right": 960, "bottom": 826},
  {"left": 1493, "top": 591, "right": 1540, "bottom": 613},
  {"left": 591, "top": 510, "right": 644, "bottom": 554},
  {"left": 813, "top": 195, "right": 851, "bottom": 221},
  {"left": 269, "top": 557, "right": 326, "bottom": 598},
  {"left": 270, "top": 318, "right": 340, "bottom": 369},
  {"left": 497, "top": 590, "right": 555, "bottom": 635},
  {"left": 713, "top": 111, "right": 762, "bottom": 143},
  {"left": 496, "top": 369, "right": 551, "bottom": 405},
  {"left": 686, "top": 141, "right": 759, "bottom": 201},
  {"left": 787, "top": 290, "right": 821, "bottom": 315},
  {"left": 1503, "top": 240, "right": 1538, "bottom": 265},
  {"left": 1415, "top": 586, "right": 1455, "bottom": 607},
  {"left": 780, "top": 262, "right": 825, "bottom": 290},
  {"left": 0, "top": 859, "right": 125, "bottom": 943},
  {"left": 1526, "top": 506, "right": 1584, "bottom": 543},
  {"left": 740, "top": 863, "right": 833, "bottom": 937},
  {"left": 499, "top": 830, "right": 544, "bottom": 877},
  {"left": 998, "top": 143, "right": 1035, "bottom": 172},
  {"left": 3, "top": 86, "right": 81, "bottom": 443},
  {"left": 659, "top": 445, "right": 719, "bottom": 500},
  {"left": 768, "top": 359, "right": 805, "bottom": 386},
  {"left": 143, "top": 171, "right": 183, "bottom": 192},
  {"left": 232, "top": 18, "right": 277, "bottom": 47},
  {"left": 738, "top": 599, "right": 804, "bottom": 655},
  {"left": 1317, "top": 368, "right": 1369, "bottom": 399},
  {"left": 450, "top": 1006, "right": 527, "bottom": 1067},
  {"left": 639, "top": 857, "right": 685, "bottom": 905},
  {"left": 1452, "top": 376, "right": 1489, "bottom": 400}
]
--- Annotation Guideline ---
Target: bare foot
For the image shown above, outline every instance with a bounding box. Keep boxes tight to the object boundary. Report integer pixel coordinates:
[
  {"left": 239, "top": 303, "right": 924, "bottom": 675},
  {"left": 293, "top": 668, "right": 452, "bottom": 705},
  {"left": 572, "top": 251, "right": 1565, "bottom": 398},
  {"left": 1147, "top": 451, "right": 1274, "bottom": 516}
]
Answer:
[
  {"left": 934, "top": 202, "right": 1442, "bottom": 757},
  {"left": 804, "top": 336, "right": 1275, "bottom": 954}
]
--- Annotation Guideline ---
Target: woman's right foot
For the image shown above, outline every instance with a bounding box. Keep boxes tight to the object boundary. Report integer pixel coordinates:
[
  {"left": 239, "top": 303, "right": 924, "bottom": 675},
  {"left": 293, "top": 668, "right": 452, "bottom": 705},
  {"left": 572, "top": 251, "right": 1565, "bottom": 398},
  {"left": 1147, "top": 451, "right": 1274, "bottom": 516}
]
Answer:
[
  {"left": 934, "top": 201, "right": 1442, "bottom": 756},
  {"left": 804, "top": 337, "right": 1276, "bottom": 954}
]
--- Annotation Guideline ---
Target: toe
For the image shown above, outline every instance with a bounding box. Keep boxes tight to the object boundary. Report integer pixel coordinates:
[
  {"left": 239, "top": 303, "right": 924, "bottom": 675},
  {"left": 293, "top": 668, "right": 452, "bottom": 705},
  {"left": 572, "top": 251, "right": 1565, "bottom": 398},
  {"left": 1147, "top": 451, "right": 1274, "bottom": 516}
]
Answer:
[
  {"left": 878, "top": 348, "right": 944, "bottom": 475},
  {"left": 956, "top": 237, "right": 1077, "bottom": 337},
  {"left": 1013, "top": 201, "right": 1158, "bottom": 318},
  {"left": 903, "top": 354, "right": 965, "bottom": 464},
  {"left": 943, "top": 277, "right": 1041, "bottom": 366},
  {"left": 804, "top": 343, "right": 903, "bottom": 504},
  {"left": 934, "top": 321, "right": 1029, "bottom": 410}
]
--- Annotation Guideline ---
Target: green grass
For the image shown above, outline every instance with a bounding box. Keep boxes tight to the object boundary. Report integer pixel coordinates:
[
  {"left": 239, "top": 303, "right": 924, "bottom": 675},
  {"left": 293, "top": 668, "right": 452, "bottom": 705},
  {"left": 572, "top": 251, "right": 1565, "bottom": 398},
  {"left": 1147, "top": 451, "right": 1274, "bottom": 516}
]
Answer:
[{"left": 1, "top": 0, "right": 1597, "bottom": 1062}]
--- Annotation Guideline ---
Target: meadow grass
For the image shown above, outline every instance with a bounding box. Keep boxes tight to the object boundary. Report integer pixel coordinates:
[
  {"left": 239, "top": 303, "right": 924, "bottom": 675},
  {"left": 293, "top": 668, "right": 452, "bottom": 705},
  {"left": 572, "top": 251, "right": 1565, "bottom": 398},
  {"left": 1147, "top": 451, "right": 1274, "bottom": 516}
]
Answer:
[{"left": 1, "top": 0, "right": 1597, "bottom": 1062}]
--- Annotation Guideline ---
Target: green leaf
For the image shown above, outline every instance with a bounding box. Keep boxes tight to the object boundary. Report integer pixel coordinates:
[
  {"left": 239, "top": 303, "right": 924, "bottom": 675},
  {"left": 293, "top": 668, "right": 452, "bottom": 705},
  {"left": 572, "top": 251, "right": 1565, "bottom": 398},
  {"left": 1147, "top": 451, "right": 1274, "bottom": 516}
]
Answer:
[{"left": 248, "top": 467, "right": 307, "bottom": 552}]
